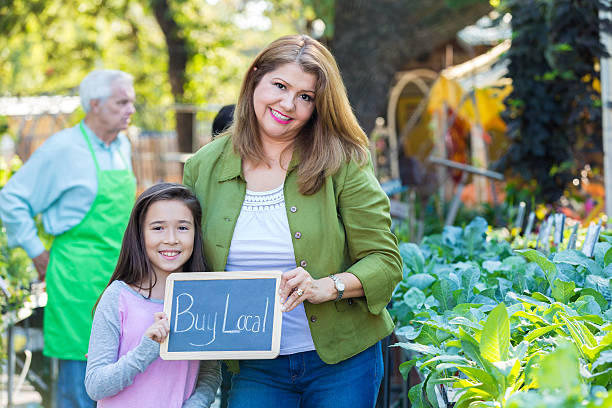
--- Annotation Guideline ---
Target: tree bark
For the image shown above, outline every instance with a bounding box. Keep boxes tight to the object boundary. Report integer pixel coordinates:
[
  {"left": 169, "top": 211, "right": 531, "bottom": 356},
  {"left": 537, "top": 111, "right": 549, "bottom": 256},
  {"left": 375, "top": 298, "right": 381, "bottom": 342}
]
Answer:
[
  {"left": 150, "top": 0, "right": 194, "bottom": 152},
  {"left": 332, "top": 0, "right": 492, "bottom": 135}
]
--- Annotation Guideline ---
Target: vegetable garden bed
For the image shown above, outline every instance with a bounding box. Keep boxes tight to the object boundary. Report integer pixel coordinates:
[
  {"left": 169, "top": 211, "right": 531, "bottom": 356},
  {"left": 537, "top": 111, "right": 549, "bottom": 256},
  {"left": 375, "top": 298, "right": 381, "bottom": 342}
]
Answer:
[{"left": 391, "top": 217, "right": 612, "bottom": 407}]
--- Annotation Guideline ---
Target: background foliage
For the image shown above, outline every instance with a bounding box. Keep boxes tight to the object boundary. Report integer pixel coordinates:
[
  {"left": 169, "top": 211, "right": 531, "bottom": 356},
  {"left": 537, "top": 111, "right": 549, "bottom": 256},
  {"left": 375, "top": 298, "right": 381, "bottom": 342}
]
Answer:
[
  {"left": 496, "top": 0, "right": 610, "bottom": 203},
  {"left": 0, "top": 0, "right": 305, "bottom": 132},
  {"left": 0, "top": 0, "right": 493, "bottom": 143}
]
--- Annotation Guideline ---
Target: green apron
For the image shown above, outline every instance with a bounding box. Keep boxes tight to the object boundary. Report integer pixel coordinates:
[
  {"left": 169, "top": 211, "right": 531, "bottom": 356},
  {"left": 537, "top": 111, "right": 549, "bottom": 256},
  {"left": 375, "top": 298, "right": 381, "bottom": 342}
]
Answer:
[{"left": 43, "top": 123, "right": 136, "bottom": 360}]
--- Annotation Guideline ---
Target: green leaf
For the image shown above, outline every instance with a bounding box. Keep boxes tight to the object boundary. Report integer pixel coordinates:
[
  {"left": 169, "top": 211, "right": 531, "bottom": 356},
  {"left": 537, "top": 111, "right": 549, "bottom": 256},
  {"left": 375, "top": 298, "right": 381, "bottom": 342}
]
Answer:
[
  {"left": 456, "top": 366, "right": 498, "bottom": 397},
  {"left": 459, "top": 266, "right": 480, "bottom": 301},
  {"left": 454, "top": 390, "right": 487, "bottom": 408},
  {"left": 603, "top": 264, "right": 612, "bottom": 279},
  {"left": 463, "top": 217, "right": 488, "bottom": 255},
  {"left": 554, "top": 249, "right": 602, "bottom": 276},
  {"left": 573, "top": 319, "right": 598, "bottom": 348},
  {"left": 595, "top": 242, "right": 612, "bottom": 266},
  {"left": 453, "top": 303, "right": 489, "bottom": 314},
  {"left": 524, "top": 323, "right": 564, "bottom": 342},
  {"left": 542, "top": 303, "right": 566, "bottom": 322},
  {"left": 592, "top": 350, "right": 612, "bottom": 370},
  {"left": 424, "top": 372, "right": 441, "bottom": 408},
  {"left": 403, "top": 287, "right": 426, "bottom": 309},
  {"left": 399, "top": 359, "right": 417, "bottom": 380},
  {"left": 511, "top": 341, "right": 529, "bottom": 361},
  {"left": 406, "top": 273, "right": 436, "bottom": 290},
  {"left": 414, "top": 324, "right": 445, "bottom": 347},
  {"left": 498, "top": 279, "right": 515, "bottom": 302},
  {"left": 536, "top": 342, "right": 580, "bottom": 390},
  {"left": 460, "top": 338, "right": 489, "bottom": 370},
  {"left": 482, "top": 260, "right": 502, "bottom": 273},
  {"left": 579, "top": 288, "right": 608, "bottom": 310},
  {"left": 557, "top": 263, "right": 584, "bottom": 287},
  {"left": 532, "top": 292, "right": 553, "bottom": 303},
  {"left": 585, "top": 275, "right": 611, "bottom": 303},
  {"left": 393, "top": 342, "right": 442, "bottom": 356},
  {"left": 492, "top": 358, "right": 518, "bottom": 378},
  {"left": 524, "top": 353, "right": 541, "bottom": 388},
  {"left": 453, "top": 288, "right": 467, "bottom": 305},
  {"left": 399, "top": 243, "right": 425, "bottom": 275},
  {"left": 421, "top": 354, "right": 471, "bottom": 370},
  {"left": 551, "top": 278, "right": 576, "bottom": 303},
  {"left": 480, "top": 303, "right": 510, "bottom": 362},
  {"left": 395, "top": 325, "right": 421, "bottom": 341},
  {"left": 432, "top": 279, "right": 456, "bottom": 312},
  {"left": 600, "top": 233, "right": 612, "bottom": 245},
  {"left": 408, "top": 383, "right": 428, "bottom": 408},
  {"left": 449, "top": 316, "right": 483, "bottom": 331},
  {"left": 516, "top": 249, "right": 558, "bottom": 286},
  {"left": 574, "top": 295, "right": 603, "bottom": 316},
  {"left": 513, "top": 310, "right": 546, "bottom": 325},
  {"left": 502, "top": 255, "right": 528, "bottom": 268},
  {"left": 558, "top": 314, "right": 598, "bottom": 362},
  {"left": 505, "top": 292, "right": 548, "bottom": 308}
]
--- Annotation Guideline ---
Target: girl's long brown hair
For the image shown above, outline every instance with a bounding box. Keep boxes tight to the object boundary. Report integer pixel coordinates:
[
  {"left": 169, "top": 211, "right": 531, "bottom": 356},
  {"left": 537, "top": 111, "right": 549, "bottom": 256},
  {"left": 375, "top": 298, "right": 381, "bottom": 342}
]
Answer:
[
  {"left": 93, "top": 183, "right": 206, "bottom": 313},
  {"left": 231, "top": 34, "right": 369, "bottom": 195}
]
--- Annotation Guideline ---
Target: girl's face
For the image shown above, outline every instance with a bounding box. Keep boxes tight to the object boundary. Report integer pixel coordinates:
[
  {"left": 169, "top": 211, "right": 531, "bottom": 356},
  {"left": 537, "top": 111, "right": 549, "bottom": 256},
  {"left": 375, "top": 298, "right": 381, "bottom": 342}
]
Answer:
[
  {"left": 252, "top": 62, "right": 317, "bottom": 143},
  {"left": 143, "top": 199, "right": 195, "bottom": 279}
]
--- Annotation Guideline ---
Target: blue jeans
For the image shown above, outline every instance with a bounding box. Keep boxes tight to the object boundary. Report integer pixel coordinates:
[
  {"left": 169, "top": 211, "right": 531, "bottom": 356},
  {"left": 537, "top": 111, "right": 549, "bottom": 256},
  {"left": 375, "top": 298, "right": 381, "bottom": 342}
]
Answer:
[
  {"left": 228, "top": 342, "right": 383, "bottom": 408},
  {"left": 57, "top": 359, "right": 95, "bottom": 408}
]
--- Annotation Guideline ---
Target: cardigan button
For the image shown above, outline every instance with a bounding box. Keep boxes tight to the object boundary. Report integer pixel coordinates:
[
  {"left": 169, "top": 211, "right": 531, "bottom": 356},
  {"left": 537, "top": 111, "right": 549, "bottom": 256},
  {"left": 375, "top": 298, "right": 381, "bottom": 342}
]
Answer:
[
  {"left": 294, "top": 231, "right": 302, "bottom": 239},
  {"left": 290, "top": 206, "right": 297, "bottom": 213},
  {"left": 310, "top": 315, "right": 318, "bottom": 322},
  {"left": 300, "top": 260, "right": 308, "bottom": 267}
]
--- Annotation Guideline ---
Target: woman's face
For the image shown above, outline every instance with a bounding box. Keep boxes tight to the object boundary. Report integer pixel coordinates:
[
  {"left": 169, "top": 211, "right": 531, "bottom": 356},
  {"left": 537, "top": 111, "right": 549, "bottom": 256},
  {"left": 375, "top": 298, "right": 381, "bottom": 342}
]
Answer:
[{"left": 252, "top": 62, "right": 317, "bottom": 143}]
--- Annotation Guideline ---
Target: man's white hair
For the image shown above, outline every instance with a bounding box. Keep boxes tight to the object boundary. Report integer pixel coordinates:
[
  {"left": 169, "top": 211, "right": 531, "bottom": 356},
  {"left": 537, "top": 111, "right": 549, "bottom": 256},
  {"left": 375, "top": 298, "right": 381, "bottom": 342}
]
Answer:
[{"left": 79, "top": 69, "right": 133, "bottom": 113}]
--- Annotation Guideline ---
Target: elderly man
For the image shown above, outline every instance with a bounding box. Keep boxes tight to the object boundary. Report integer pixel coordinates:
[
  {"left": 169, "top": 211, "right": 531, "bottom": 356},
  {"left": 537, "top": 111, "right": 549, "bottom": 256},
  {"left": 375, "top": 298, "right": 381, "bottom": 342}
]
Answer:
[{"left": 0, "top": 69, "right": 136, "bottom": 408}]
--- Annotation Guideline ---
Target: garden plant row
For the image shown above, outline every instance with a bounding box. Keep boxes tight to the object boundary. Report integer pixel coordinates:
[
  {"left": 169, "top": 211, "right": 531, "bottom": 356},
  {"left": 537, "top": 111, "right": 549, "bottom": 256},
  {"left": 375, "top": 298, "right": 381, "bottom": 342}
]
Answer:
[
  {"left": 391, "top": 217, "right": 612, "bottom": 408},
  {"left": 0, "top": 156, "right": 40, "bottom": 357}
]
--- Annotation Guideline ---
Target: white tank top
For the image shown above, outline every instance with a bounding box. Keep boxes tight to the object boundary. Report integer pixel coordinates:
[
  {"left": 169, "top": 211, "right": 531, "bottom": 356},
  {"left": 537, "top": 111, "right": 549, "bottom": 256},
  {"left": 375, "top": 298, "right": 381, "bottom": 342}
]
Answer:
[{"left": 225, "top": 184, "right": 316, "bottom": 355}]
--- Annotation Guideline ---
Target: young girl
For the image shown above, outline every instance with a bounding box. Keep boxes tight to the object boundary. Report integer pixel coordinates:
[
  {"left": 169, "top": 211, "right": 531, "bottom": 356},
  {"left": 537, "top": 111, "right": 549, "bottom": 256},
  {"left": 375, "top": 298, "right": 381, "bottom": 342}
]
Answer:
[{"left": 85, "top": 183, "right": 221, "bottom": 407}]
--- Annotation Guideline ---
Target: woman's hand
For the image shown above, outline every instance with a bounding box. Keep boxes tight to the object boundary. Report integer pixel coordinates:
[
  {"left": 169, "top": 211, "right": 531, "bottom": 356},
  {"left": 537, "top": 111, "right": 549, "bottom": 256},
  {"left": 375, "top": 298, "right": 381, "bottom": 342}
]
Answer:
[
  {"left": 279, "top": 267, "right": 335, "bottom": 312},
  {"left": 144, "top": 312, "right": 170, "bottom": 343}
]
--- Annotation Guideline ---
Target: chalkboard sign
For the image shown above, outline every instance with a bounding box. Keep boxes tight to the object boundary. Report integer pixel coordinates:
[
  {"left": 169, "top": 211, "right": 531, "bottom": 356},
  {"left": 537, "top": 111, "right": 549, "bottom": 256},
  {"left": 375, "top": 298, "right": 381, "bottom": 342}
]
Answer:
[{"left": 160, "top": 271, "right": 283, "bottom": 360}]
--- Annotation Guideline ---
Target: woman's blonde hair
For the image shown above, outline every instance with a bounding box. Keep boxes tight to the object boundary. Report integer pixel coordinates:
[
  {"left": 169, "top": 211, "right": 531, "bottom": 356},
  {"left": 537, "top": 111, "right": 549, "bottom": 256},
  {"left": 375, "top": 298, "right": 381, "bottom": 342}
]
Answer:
[{"left": 232, "top": 34, "right": 369, "bottom": 195}]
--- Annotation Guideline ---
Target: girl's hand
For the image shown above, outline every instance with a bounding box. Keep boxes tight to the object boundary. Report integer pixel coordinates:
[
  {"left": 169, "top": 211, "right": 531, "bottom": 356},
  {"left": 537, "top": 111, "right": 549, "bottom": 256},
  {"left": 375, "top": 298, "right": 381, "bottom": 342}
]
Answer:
[
  {"left": 278, "top": 267, "right": 335, "bottom": 312},
  {"left": 145, "top": 312, "right": 170, "bottom": 343}
]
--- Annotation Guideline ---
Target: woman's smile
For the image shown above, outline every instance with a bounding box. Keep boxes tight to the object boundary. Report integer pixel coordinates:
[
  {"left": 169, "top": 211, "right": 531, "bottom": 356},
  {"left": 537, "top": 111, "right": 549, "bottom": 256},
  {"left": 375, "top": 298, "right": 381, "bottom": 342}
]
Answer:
[{"left": 269, "top": 108, "right": 292, "bottom": 124}]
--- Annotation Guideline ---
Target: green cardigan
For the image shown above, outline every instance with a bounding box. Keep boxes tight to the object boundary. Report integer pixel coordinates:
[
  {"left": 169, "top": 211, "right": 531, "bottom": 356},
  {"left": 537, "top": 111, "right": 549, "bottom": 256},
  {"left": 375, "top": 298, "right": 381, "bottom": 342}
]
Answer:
[{"left": 183, "top": 135, "right": 402, "bottom": 365}]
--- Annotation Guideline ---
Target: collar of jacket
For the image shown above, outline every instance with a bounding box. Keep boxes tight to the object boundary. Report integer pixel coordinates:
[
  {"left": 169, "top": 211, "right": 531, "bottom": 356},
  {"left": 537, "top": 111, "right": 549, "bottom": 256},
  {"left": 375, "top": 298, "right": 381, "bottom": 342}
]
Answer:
[{"left": 216, "top": 137, "right": 300, "bottom": 182}]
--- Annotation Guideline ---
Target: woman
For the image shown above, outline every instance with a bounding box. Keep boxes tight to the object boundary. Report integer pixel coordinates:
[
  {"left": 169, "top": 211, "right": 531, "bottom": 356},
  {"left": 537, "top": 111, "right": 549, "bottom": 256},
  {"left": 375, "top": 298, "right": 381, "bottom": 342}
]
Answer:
[{"left": 183, "top": 34, "right": 402, "bottom": 407}]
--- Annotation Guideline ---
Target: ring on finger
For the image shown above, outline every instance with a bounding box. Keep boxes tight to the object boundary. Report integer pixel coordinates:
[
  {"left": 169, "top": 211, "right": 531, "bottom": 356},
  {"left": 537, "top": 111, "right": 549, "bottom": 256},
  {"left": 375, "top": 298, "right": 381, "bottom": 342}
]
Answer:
[{"left": 296, "top": 288, "right": 304, "bottom": 297}]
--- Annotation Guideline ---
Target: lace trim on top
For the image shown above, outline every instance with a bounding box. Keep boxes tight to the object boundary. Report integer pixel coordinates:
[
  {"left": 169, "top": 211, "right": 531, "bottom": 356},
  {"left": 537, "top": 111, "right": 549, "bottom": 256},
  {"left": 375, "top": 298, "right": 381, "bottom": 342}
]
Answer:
[{"left": 242, "top": 184, "right": 284, "bottom": 211}]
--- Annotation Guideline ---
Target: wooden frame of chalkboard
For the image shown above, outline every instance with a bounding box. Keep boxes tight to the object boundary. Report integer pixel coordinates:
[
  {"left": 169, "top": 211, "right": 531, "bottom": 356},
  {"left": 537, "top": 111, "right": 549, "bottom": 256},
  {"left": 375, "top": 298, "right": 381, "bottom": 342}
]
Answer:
[{"left": 160, "top": 271, "right": 283, "bottom": 360}]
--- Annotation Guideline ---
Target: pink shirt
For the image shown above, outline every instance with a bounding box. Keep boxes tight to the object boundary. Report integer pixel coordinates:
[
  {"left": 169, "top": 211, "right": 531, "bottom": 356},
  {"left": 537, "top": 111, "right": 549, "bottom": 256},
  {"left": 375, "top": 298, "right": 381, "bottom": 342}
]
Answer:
[{"left": 86, "top": 281, "right": 200, "bottom": 408}]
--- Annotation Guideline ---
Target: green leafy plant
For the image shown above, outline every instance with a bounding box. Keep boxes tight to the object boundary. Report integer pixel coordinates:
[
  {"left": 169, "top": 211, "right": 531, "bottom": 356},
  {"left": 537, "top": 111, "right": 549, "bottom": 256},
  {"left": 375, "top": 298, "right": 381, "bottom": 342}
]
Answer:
[
  {"left": 0, "top": 155, "right": 37, "bottom": 358},
  {"left": 392, "top": 217, "right": 612, "bottom": 407}
]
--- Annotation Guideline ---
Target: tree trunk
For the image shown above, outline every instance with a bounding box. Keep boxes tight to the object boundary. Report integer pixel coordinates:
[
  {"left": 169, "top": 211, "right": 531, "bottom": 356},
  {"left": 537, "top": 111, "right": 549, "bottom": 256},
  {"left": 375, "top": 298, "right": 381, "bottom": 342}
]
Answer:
[
  {"left": 150, "top": 0, "right": 193, "bottom": 152},
  {"left": 332, "top": 0, "right": 492, "bottom": 135}
]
